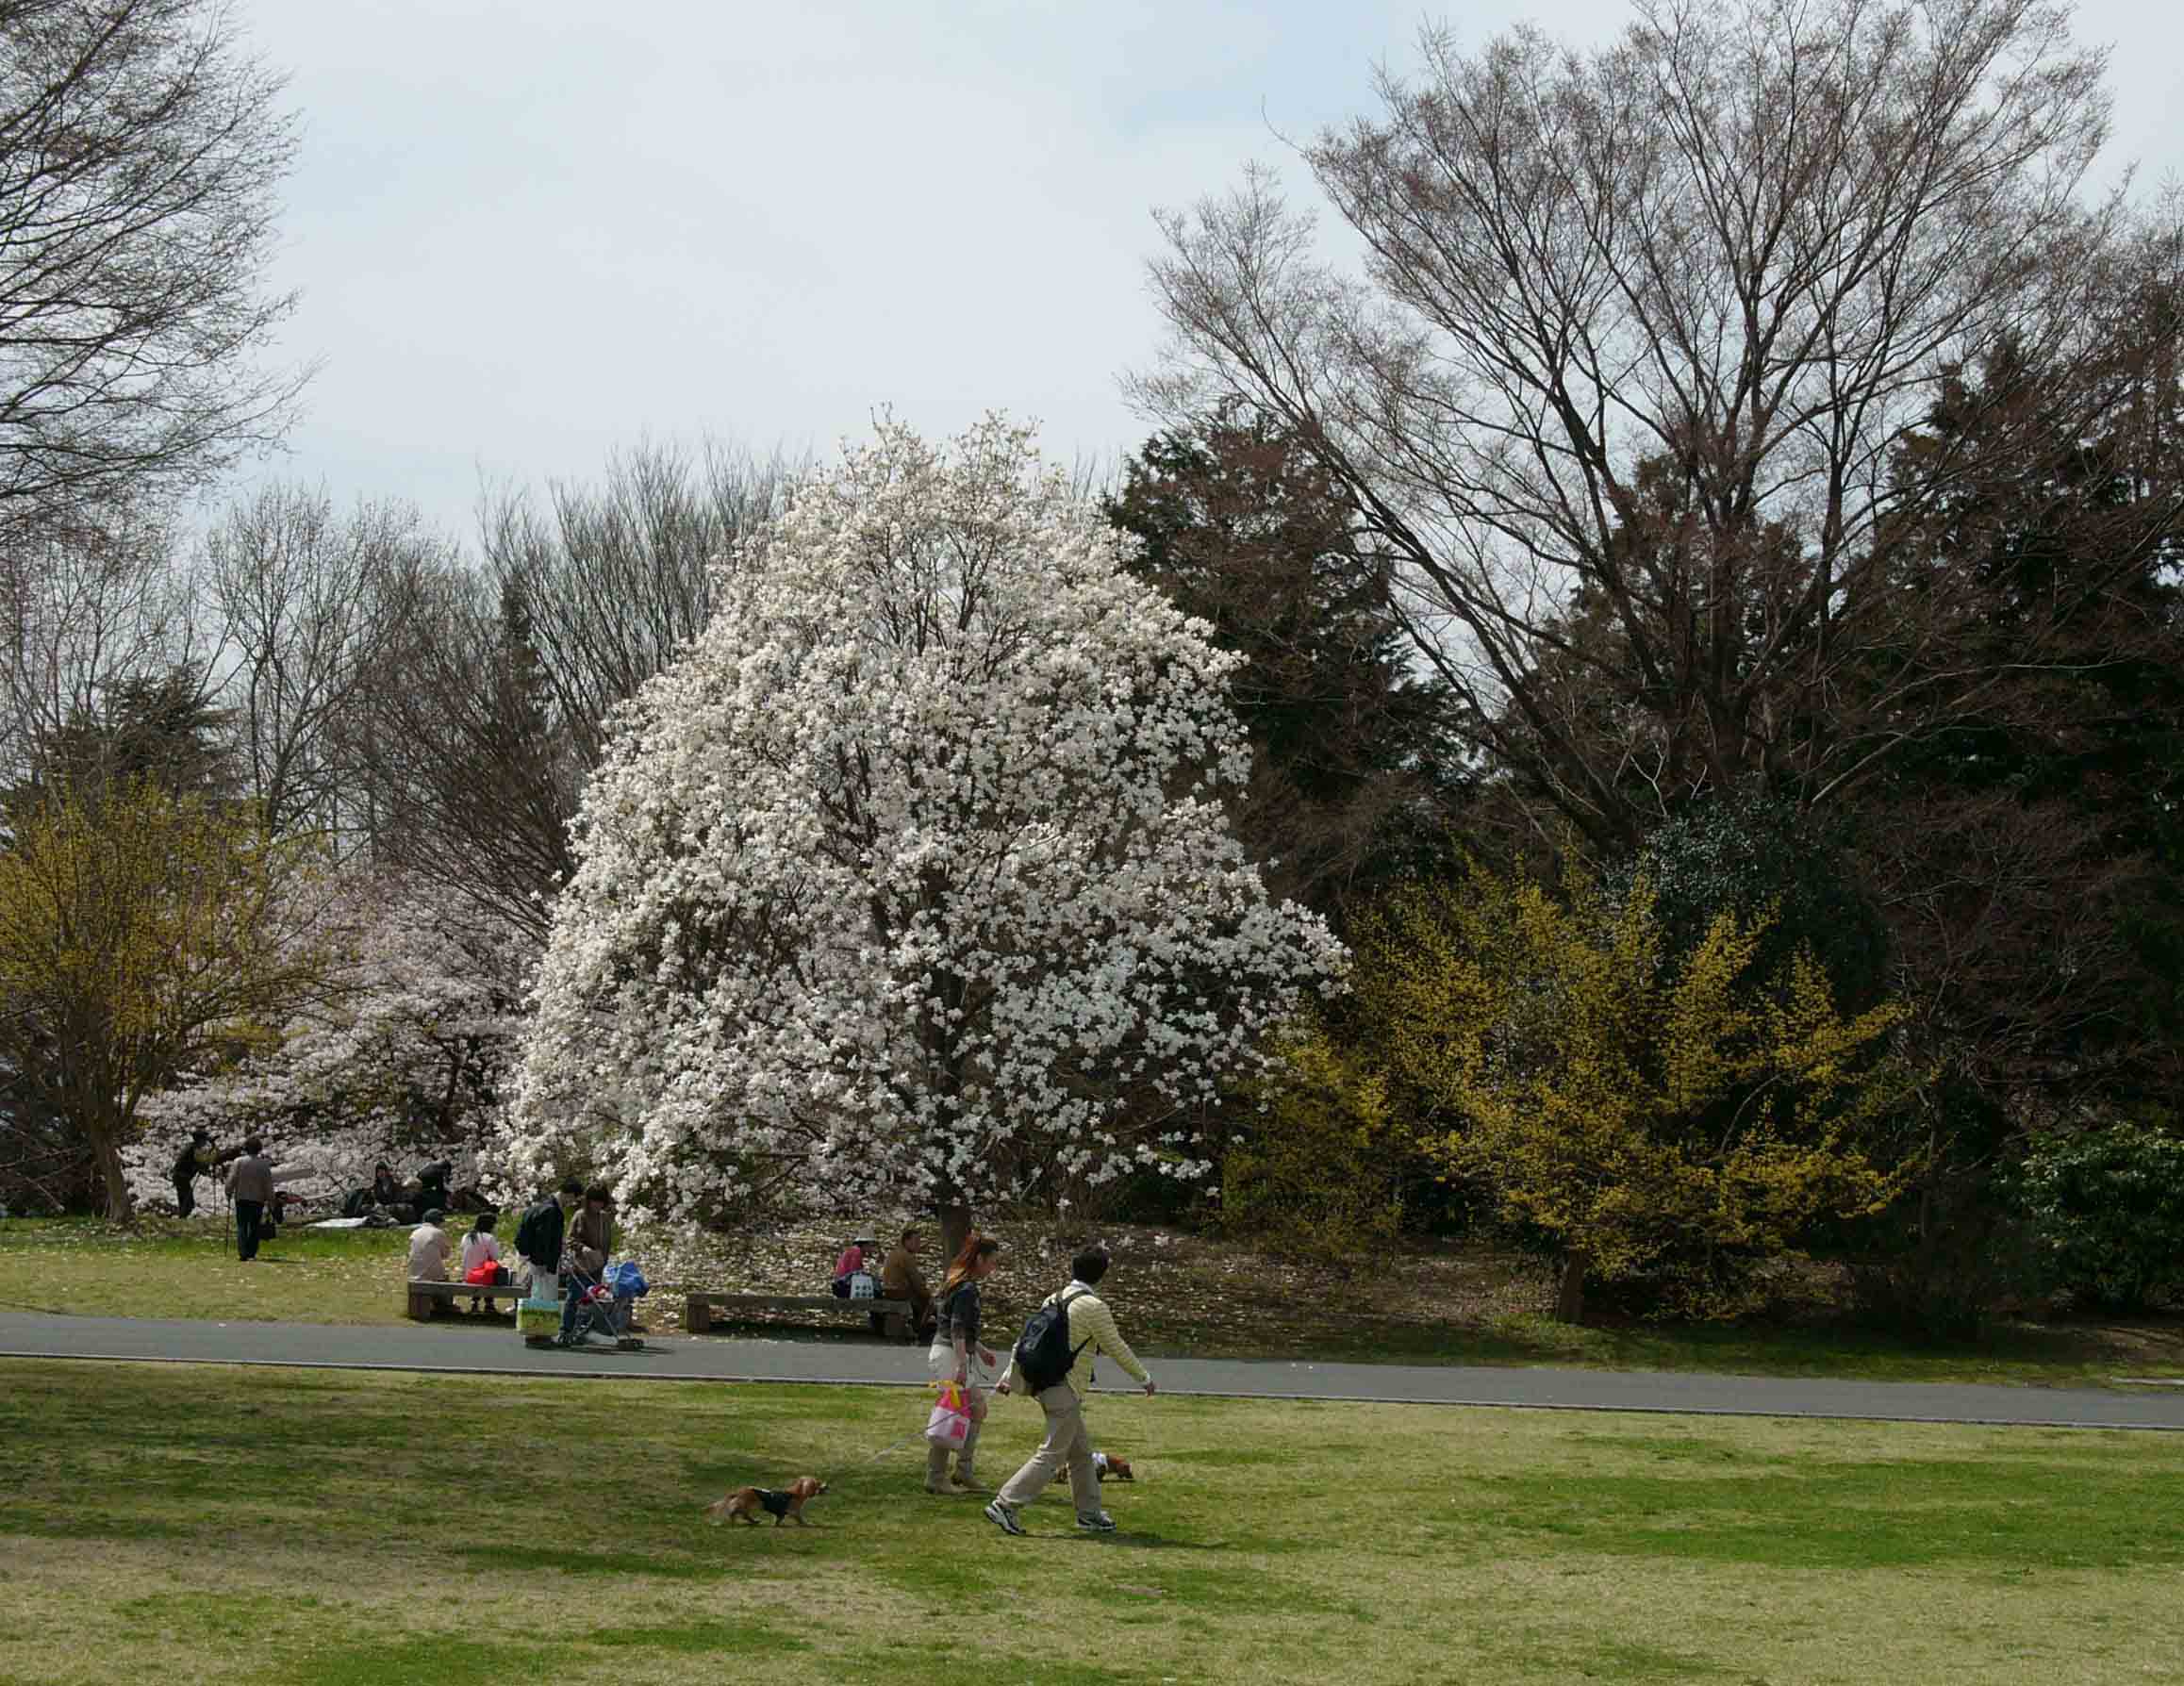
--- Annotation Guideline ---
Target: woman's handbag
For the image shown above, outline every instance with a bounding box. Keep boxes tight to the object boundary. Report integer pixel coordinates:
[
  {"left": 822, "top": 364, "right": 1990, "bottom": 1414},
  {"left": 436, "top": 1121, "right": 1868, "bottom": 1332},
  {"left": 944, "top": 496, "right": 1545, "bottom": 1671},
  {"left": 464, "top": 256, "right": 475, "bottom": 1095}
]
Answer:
[{"left": 925, "top": 1381, "right": 973, "bottom": 1449}]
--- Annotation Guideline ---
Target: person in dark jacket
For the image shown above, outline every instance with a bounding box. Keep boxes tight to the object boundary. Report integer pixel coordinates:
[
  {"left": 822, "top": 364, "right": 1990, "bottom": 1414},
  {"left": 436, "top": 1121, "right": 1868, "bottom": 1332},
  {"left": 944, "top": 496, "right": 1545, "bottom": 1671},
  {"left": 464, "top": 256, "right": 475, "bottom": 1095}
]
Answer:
[
  {"left": 517, "top": 1179, "right": 582, "bottom": 1347},
  {"left": 341, "top": 1163, "right": 402, "bottom": 1220},
  {"left": 171, "top": 1130, "right": 215, "bottom": 1218},
  {"left": 225, "top": 1136, "right": 275, "bottom": 1262},
  {"left": 414, "top": 1160, "right": 454, "bottom": 1215}
]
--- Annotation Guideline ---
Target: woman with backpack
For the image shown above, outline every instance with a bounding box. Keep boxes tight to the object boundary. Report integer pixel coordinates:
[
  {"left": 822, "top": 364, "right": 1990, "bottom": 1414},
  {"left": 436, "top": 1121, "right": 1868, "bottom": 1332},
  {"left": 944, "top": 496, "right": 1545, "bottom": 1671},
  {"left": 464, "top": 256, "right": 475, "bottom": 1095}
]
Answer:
[{"left": 925, "top": 1231, "right": 1002, "bottom": 1496}]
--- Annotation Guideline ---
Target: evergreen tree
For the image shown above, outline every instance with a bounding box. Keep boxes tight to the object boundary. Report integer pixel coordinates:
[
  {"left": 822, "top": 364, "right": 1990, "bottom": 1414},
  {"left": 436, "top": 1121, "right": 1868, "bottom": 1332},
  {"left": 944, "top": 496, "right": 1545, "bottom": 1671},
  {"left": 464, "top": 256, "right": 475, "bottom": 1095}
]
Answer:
[{"left": 1106, "top": 410, "right": 1457, "bottom": 920}]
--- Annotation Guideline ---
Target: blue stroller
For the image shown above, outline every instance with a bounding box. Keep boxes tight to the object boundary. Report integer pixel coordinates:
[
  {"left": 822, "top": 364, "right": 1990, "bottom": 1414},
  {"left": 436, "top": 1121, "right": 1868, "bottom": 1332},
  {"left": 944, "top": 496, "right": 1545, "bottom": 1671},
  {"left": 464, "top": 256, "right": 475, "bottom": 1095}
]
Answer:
[{"left": 559, "top": 1257, "right": 649, "bottom": 1349}]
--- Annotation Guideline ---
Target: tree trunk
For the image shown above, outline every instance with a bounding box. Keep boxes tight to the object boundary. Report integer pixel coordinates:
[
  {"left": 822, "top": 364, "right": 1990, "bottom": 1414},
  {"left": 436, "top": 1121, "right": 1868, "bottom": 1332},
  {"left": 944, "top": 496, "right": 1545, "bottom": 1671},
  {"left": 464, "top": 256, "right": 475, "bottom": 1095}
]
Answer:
[
  {"left": 1554, "top": 1250, "right": 1588, "bottom": 1324},
  {"left": 87, "top": 1122, "right": 134, "bottom": 1221}
]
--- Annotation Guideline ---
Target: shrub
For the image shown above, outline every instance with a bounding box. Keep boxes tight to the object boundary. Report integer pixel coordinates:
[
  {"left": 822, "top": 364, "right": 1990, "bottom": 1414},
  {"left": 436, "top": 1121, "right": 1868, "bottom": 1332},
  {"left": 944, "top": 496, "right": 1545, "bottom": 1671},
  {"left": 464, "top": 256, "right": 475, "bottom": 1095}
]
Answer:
[
  {"left": 1845, "top": 1175, "right": 2044, "bottom": 1341},
  {"left": 1608, "top": 787, "right": 1893, "bottom": 1012},
  {"left": 1354, "top": 862, "right": 1915, "bottom": 1320},
  {"left": 1223, "top": 1024, "right": 1410, "bottom": 1268},
  {"left": 2010, "top": 1117, "right": 2184, "bottom": 1311}
]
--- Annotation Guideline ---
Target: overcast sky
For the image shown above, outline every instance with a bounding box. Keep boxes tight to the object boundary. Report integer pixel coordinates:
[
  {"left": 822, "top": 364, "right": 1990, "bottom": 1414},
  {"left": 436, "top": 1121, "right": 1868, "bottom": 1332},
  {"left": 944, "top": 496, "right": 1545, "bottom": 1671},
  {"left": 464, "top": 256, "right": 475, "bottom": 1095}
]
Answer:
[{"left": 240, "top": 0, "right": 2184, "bottom": 539}]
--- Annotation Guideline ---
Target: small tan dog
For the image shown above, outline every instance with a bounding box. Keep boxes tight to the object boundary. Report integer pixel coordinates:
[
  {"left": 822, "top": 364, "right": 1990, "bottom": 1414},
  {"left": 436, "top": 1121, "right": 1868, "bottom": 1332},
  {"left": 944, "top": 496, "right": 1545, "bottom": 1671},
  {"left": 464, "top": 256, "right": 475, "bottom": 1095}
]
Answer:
[{"left": 704, "top": 1476, "right": 828, "bottom": 1527}]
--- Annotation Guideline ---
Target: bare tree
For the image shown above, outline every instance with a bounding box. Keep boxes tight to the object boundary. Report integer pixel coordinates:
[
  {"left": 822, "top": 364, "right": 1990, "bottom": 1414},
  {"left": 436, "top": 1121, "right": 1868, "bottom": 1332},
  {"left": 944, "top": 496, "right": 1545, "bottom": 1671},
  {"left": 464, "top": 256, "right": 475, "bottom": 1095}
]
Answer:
[
  {"left": 1136, "top": 0, "right": 2178, "bottom": 851},
  {"left": 200, "top": 483, "right": 430, "bottom": 839},
  {"left": 0, "top": 0, "right": 306, "bottom": 550},
  {"left": 0, "top": 515, "right": 211, "bottom": 789},
  {"left": 343, "top": 547, "right": 575, "bottom": 941},
  {"left": 476, "top": 438, "right": 800, "bottom": 769},
  {"left": 343, "top": 439, "right": 800, "bottom": 940}
]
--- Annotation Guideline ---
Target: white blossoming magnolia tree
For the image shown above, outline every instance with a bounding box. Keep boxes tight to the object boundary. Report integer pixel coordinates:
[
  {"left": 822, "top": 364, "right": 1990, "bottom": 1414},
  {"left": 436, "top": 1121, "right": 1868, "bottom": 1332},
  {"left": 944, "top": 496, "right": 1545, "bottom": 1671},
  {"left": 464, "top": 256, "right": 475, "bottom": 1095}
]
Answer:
[
  {"left": 503, "top": 416, "right": 1346, "bottom": 1242},
  {"left": 127, "top": 871, "right": 533, "bottom": 1212}
]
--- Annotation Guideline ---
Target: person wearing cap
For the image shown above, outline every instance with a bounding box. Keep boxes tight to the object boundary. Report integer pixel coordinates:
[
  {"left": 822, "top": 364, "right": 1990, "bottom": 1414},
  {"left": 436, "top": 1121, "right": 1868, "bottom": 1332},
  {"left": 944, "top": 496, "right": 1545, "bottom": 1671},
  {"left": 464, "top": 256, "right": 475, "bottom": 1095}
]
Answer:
[{"left": 406, "top": 1208, "right": 452, "bottom": 1284}]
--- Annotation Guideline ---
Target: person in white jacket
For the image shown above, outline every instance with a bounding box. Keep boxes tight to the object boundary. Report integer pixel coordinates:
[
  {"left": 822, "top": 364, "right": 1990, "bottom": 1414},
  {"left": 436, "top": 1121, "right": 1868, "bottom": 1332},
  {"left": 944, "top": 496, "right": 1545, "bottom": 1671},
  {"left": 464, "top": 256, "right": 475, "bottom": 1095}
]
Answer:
[{"left": 985, "top": 1245, "right": 1153, "bottom": 1536}]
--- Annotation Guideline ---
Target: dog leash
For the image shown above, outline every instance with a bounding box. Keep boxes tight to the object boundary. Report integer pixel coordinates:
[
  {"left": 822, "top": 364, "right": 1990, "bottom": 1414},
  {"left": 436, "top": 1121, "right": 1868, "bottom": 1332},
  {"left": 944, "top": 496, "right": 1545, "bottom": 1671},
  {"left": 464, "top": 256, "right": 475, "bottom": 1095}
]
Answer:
[
  {"left": 820, "top": 1426, "right": 927, "bottom": 1486},
  {"left": 818, "top": 1370, "right": 983, "bottom": 1487}
]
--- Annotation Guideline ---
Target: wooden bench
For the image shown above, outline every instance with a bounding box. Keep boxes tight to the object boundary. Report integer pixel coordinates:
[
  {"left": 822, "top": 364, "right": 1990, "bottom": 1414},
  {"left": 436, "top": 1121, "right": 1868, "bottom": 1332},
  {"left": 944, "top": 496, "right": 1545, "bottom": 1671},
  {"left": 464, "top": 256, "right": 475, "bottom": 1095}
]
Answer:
[
  {"left": 405, "top": 1278, "right": 530, "bottom": 1320},
  {"left": 684, "top": 1291, "right": 913, "bottom": 1341}
]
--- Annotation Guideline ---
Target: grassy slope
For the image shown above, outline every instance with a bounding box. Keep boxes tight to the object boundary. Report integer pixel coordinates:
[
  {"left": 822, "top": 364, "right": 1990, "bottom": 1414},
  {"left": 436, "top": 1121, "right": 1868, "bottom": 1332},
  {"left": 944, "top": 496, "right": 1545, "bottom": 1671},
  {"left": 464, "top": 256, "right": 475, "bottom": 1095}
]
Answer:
[
  {"left": 5, "top": 1359, "right": 2183, "bottom": 1686},
  {"left": 5, "top": 1214, "right": 2182, "bottom": 1386}
]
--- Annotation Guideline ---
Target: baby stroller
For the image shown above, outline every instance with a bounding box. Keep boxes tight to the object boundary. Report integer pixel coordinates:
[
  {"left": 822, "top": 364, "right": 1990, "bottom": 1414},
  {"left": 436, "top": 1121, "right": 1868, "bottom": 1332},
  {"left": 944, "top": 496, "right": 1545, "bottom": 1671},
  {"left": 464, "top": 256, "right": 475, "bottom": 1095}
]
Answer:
[{"left": 555, "top": 1256, "right": 646, "bottom": 1350}]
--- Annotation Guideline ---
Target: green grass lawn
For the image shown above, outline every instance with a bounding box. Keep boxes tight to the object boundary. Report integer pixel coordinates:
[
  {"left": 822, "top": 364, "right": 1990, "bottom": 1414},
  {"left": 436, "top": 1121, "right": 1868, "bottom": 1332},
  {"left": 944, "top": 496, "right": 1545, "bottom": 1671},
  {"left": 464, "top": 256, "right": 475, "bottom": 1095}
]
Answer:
[
  {"left": 6, "top": 1213, "right": 2182, "bottom": 1387},
  {"left": 4, "top": 1359, "right": 2181, "bottom": 1685},
  {"left": 0, "top": 1214, "right": 411, "bottom": 1325}
]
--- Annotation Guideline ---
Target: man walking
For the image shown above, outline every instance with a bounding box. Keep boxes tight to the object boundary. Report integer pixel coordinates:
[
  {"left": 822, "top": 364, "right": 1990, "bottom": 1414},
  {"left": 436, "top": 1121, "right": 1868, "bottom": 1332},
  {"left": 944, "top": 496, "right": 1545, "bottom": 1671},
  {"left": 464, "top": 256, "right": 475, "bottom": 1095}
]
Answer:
[
  {"left": 224, "top": 1136, "right": 274, "bottom": 1262},
  {"left": 985, "top": 1245, "right": 1153, "bottom": 1537}
]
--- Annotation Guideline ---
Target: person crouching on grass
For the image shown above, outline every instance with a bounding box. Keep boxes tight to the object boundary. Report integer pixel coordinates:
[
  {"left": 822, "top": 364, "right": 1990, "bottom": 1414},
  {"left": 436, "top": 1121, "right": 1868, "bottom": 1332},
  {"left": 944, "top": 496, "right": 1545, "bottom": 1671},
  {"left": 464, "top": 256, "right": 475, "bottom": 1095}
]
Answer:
[
  {"left": 985, "top": 1244, "right": 1153, "bottom": 1537},
  {"left": 927, "top": 1232, "right": 1002, "bottom": 1495}
]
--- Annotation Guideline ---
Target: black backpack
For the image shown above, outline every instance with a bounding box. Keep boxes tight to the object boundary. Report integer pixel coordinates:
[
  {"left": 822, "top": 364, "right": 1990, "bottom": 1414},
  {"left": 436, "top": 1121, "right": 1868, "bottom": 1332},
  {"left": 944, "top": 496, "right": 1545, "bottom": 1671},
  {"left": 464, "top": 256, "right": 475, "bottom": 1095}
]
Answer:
[
  {"left": 514, "top": 1197, "right": 554, "bottom": 1264},
  {"left": 1014, "top": 1286, "right": 1091, "bottom": 1393}
]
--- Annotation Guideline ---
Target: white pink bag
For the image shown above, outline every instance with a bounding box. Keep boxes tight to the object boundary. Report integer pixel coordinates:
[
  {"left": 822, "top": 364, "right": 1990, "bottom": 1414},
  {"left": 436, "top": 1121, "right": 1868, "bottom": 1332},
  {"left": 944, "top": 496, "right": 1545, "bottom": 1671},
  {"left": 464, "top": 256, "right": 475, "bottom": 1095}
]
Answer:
[{"left": 925, "top": 1380, "right": 972, "bottom": 1448}]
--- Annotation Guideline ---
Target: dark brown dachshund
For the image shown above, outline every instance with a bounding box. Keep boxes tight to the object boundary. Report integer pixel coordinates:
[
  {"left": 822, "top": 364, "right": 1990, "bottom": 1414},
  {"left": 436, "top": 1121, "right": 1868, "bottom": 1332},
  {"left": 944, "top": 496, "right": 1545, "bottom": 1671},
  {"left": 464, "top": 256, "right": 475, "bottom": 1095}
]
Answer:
[{"left": 705, "top": 1476, "right": 828, "bottom": 1527}]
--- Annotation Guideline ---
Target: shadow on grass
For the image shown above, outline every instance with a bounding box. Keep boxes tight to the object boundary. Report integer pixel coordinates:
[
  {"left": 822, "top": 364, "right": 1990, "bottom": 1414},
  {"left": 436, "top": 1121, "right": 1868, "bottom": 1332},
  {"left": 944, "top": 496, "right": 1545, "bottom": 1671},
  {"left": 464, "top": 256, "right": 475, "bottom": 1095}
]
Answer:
[
  {"left": 1084, "top": 1531, "right": 1229, "bottom": 1551},
  {"left": 1238, "top": 1305, "right": 2184, "bottom": 1385}
]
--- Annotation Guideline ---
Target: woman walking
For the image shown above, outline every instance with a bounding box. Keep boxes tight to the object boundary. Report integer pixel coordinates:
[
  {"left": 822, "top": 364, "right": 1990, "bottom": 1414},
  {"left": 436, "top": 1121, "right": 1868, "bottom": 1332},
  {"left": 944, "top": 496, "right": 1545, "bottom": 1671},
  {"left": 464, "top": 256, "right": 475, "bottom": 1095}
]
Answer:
[{"left": 926, "top": 1231, "right": 1001, "bottom": 1496}]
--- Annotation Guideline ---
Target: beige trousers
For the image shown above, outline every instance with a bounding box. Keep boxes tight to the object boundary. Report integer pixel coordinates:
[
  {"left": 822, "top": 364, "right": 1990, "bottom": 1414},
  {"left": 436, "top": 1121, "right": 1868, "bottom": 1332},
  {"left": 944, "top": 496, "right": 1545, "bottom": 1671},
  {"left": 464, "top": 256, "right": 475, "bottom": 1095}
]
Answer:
[{"left": 996, "top": 1382, "right": 1099, "bottom": 1514}]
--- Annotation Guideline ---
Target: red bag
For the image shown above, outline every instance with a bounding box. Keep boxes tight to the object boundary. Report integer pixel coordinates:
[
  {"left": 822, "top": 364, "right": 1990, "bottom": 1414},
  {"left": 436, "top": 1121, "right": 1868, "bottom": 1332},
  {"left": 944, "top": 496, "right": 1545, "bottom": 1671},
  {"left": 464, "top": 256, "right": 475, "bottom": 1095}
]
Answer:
[{"left": 465, "top": 1260, "right": 505, "bottom": 1286}]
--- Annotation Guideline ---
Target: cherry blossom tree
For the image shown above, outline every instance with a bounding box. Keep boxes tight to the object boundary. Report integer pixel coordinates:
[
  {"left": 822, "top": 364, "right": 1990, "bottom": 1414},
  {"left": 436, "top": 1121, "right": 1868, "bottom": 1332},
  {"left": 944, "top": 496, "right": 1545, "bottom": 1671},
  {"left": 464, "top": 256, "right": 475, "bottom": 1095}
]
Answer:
[
  {"left": 503, "top": 416, "right": 1346, "bottom": 1239},
  {"left": 126, "top": 869, "right": 532, "bottom": 1211}
]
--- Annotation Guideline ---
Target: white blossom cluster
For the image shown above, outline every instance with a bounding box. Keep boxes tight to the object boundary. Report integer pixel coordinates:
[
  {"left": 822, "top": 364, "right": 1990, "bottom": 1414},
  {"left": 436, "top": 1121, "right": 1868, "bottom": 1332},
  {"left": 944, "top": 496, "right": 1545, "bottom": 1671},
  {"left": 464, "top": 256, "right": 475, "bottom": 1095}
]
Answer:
[
  {"left": 124, "top": 869, "right": 535, "bottom": 1209},
  {"left": 502, "top": 415, "right": 1347, "bottom": 1221}
]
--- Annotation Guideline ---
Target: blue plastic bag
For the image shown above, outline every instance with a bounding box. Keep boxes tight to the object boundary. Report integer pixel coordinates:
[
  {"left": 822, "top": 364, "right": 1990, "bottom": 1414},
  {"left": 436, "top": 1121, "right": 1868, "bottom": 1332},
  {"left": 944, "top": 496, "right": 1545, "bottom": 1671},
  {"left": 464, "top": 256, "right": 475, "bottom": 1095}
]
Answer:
[{"left": 604, "top": 1259, "right": 649, "bottom": 1298}]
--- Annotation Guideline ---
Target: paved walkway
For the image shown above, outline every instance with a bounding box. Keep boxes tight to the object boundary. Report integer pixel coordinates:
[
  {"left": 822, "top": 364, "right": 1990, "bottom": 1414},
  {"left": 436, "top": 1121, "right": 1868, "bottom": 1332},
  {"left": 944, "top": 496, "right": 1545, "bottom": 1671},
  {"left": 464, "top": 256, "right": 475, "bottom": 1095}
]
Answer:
[{"left": 4, "top": 1310, "right": 2182, "bottom": 1429}]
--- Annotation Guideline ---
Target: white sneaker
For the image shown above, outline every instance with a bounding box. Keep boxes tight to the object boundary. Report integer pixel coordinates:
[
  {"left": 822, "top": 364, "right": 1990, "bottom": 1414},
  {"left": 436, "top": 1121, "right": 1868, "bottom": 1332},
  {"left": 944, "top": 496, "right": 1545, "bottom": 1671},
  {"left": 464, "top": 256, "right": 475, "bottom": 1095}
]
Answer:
[
  {"left": 1076, "top": 1511, "right": 1117, "bottom": 1532},
  {"left": 984, "top": 1499, "right": 1027, "bottom": 1537}
]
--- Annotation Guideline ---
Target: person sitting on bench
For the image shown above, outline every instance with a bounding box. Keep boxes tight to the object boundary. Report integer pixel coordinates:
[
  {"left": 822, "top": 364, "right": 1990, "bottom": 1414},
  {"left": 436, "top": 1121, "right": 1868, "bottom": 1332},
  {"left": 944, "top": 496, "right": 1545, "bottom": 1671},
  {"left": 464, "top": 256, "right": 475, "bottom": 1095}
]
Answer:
[
  {"left": 882, "top": 1225, "right": 938, "bottom": 1341},
  {"left": 831, "top": 1234, "right": 877, "bottom": 1298},
  {"left": 459, "top": 1212, "right": 505, "bottom": 1313},
  {"left": 407, "top": 1209, "right": 452, "bottom": 1284}
]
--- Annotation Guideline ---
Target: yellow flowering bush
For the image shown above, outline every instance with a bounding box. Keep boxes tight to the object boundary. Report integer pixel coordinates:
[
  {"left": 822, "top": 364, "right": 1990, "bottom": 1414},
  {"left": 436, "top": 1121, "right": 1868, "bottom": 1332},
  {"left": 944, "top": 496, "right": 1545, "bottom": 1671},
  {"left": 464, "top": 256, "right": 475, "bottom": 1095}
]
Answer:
[{"left": 1334, "top": 863, "right": 1914, "bottom": 1319}]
